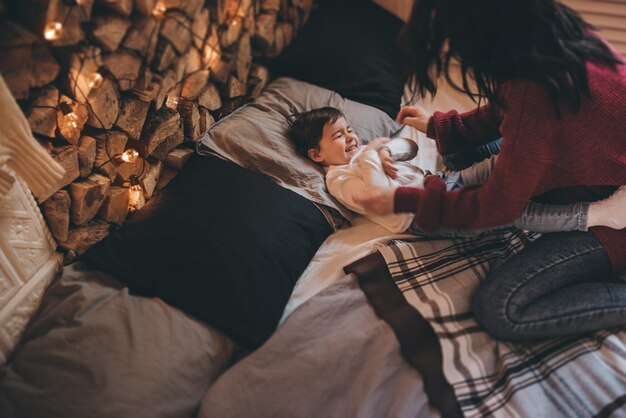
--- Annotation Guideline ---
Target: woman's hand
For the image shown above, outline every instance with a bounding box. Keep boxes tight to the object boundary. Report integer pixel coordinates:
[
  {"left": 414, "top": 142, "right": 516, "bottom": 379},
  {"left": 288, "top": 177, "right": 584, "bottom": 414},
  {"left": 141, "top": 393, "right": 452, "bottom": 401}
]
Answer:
[
  {"left": 378, "top": 147, "right": 399, "bottom": 179},
  {"left": 396, "top": 106, "right": 432, "bottom": 133},
  {"left": 353, "top": 187, "right": 396, "bottom": 216}
]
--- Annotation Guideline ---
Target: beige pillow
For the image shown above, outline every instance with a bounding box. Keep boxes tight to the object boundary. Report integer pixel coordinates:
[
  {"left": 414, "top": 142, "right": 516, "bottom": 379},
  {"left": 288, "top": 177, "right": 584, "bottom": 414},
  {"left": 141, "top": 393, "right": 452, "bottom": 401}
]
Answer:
[{"left": 197, "top": 77, "right": 402, "bottom": 227}]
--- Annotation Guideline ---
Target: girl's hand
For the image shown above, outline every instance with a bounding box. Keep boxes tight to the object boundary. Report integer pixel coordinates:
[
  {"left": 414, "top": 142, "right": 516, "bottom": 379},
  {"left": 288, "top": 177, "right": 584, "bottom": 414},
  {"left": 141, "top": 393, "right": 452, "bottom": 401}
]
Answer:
[
  {"left": 378, "top": 147, "right": 399, "bottom": 179},
  {"left": 353, "top": 186, "right": 396, "bottom": 216},
  {"left": 396, "top": 106, "right": 432, "bottom": 133}
]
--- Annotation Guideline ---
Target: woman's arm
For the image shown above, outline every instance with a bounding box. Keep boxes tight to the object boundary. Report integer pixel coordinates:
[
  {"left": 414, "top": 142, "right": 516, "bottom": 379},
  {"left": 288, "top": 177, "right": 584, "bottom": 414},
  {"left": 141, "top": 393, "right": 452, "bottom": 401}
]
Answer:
[
  {"left": 427, "top": 104, "right": 504, "bottom": 155},
  {"left": 397, "top": 104, "right": 504, "bottom": 155}
]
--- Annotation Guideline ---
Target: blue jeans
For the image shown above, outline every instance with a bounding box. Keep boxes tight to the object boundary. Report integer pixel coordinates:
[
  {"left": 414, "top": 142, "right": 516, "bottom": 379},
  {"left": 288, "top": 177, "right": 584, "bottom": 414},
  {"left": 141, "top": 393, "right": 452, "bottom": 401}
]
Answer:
[
  {"left": 442, "top": 138, "right": 503, "bottom": 171},
  {"left": 472, "top": 231, "right": 622, "bottom": 340}
]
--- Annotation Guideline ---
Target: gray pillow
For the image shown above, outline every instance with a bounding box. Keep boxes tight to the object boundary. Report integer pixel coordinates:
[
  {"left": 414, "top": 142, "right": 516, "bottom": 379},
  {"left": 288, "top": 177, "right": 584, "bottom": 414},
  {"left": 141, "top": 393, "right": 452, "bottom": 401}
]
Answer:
[
  {"left": 198, "top": 77, "right": 401, "bottom": 227},
  {"left": 0, "top": 262, "right": 236, "bottom": 418}
]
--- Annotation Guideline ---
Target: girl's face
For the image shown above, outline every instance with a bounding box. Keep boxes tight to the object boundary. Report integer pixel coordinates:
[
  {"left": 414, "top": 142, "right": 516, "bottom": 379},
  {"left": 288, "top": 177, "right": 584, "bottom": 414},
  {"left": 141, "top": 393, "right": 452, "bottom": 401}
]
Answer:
[{"left": 308, "top": 117, "right": 360, "bottom": 166}]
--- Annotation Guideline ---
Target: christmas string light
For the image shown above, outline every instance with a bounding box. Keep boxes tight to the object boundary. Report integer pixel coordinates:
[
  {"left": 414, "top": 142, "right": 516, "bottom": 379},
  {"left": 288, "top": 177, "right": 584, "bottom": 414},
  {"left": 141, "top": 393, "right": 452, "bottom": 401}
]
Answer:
[
  {"left": 58, "top": 102, "right": 79, "bottom": 129},
  {"left": 128, "top": 175, "right": 145, "bottom": 212},
  {"left": 44, "top": 22, "right": 63, "bottom": 41}
]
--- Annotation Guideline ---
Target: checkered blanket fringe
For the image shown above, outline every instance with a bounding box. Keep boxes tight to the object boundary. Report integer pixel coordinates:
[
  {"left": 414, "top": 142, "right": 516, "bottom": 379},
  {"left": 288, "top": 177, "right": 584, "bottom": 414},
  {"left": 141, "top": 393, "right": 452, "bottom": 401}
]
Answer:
[{"left": 378, "top": 229, "right": 626, "bottom": 418}]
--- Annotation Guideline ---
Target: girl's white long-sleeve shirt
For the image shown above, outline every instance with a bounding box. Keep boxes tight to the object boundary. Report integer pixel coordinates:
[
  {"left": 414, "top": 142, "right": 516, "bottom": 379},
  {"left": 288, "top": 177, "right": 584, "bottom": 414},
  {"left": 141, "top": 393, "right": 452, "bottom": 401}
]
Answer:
[{"left": 325, "top": 139, "right": 425, "bottom": 233}]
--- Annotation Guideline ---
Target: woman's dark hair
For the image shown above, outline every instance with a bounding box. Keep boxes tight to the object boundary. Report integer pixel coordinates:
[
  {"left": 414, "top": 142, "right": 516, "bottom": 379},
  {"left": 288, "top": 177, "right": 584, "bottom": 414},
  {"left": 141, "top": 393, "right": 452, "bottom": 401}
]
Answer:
[
  {"left": 287, "top": 107, "right": 345, "bottom": 158},
  {"left": 400, "top": 0, "right": 623, "bottom": 113}
]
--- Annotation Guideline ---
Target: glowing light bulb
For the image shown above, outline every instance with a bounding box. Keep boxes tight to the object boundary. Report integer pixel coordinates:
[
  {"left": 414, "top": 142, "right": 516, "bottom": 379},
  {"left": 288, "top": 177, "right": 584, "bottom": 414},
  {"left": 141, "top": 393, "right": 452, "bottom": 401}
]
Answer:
[
  {"left": 153, "top": 2, "right": 167, "bottom": 17},
  {"left": 88, "top": 72, "right": 104, "bottom": 90},
  {"left": 44, "top": 22, "right": 63, "bottom": 41},
  {"left": 59, "top": 102, "right": 79, "bottom": 130},
  {"left": 204, "top": 45, "right": 221, "bottom": 69},
  {"left": 165, "top": 95, "right": 179, "bottom": 110},
  {"left": 128, "top": 175, "right": 145, "bottom": 212},
  {"left": 121, "top": 149, "right": 139, "bottom": 163}
]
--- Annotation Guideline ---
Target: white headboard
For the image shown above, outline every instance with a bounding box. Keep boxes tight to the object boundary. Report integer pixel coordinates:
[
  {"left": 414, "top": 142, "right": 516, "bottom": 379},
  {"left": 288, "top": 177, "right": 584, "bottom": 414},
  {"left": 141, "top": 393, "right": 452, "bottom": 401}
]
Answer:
[{"left": 0, "top": 170, "right": 62, "bottom": 364}]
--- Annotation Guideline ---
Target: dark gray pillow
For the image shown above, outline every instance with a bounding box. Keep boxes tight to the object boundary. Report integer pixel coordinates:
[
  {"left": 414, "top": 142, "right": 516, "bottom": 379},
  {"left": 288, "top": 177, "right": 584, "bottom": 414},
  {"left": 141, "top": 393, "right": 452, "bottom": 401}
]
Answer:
[{"left": 0, "top": 262, "right": 236, "bottom": 418}]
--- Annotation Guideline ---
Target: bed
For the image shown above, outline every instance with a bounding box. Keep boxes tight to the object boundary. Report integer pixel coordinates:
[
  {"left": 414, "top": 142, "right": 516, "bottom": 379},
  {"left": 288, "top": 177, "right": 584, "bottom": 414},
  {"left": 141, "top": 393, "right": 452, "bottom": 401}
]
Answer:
[{"left": 2, "top": 1, "right": 626, "bottom": 418}]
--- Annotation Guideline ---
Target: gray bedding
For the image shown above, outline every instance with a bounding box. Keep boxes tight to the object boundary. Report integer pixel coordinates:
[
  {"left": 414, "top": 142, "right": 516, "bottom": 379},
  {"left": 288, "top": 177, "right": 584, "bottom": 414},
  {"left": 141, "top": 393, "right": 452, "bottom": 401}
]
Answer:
[
  {"left": 0, "top": 262, "right": 236, "bottom": 418},
  {"left": 198, "top": 274, "right": 435, "bottom": 418}
]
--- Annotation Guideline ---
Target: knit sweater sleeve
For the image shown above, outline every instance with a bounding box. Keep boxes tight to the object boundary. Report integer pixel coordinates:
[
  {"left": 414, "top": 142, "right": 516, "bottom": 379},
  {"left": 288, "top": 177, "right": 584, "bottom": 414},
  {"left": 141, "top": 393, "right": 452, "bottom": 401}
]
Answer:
[
  {"left": 427, "top": 103, "right": 503, "bottom": 155},
  {"left": 396, "top": 82, "right": 552, "bottom": 231},
  {"left": 0, "top": 75, "right": 65, "bottom": 201}
]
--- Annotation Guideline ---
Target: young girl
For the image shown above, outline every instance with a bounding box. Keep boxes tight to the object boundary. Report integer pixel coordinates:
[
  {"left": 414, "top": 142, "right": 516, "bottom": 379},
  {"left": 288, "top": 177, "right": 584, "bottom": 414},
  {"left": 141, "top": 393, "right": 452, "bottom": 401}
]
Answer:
[
  {"left": 356, "top": 0, "right": 626, "bottom": 340},
  {"left": 288, "top": 106, "right": 620, "bottom": 237}
]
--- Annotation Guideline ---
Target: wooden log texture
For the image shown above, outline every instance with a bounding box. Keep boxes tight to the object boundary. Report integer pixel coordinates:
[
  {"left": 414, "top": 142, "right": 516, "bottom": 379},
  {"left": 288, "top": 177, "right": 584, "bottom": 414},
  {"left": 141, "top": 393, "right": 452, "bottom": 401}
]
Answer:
[
  {"left": 98, "top": 186, "right": 130, "bottom": 224},
  {"left": 236, "top": 33, "right": 252, "bottom": 82},
  {"left": 92, "top": 14, "right": 132, "bottom": 52},
  {"left": 153, "top": 41, "right": 177, "bottom": 73},
  {"left": 192, "top": 8, "right": 210, "bottom": 49},
  {"left": 178, "top": 99, "right": 202, "bottom": 141},
  {"left": 44, "top": 1, "right": 90, "bottom": 46},
  {"left": 97, "top": 0, "right": 133, "bottom": 17},
  {"left": 115, "top": 94, "right": 150, "bottom": 141},
  {"left": 181, "top": 70, "right": 210, "bottom": 100},
  {"left": 94, "top": 131, "right": 128, "bottom": 180},
  {"left": 154, "top": 70, "right": 177, "bottom": 109},
  {"left": 41, "top": 145, "right": 80, "bottom": 202},
  {"left": 67, "top": 46, "right": 103, "bottom": 103},
  {"left": 217, "top": 0, "right": 241, "bottom": 24},
  {"left": 179, "top": 48, "right": 203, "bottom": 78},
  {"left": 58, "top": 221, "right": 110, "bottom": 255},
  {"left": 248, "top": 63, "right": 269, "bottom": 98},
  {"left": 220, "top": 18, "right": 243, "bottom": 49},
  {"left": 116, "top": 157, "right": 144, "bottom": 182},
  {"left": 140, "top": 159, "right": 164, "bottom": 198},
  {"left": 198, "top": 83, "right": 222, "bottom": 111},
  {"left": 0, "top": 21, "right": 36, "bottom": 100},
  {"left": 57, "top": 96, "right": 89, "bottom": 145},
  {"left": 103, "top": 50, "right": 143, "bottom": 91},
  {"left": 69, "top": 173, "right": 111, "bottom": 225},
  {"left": 30, "top": 43, "right": 61, "bottom": 89},
  {"left": 151, "top": 125, "right": 184, "bottom": 160},
  {"left": 134, "top": 0, "right": 156, "bottom": 15},
  {"left": 27, "top": 85, "right": 59, "bottom": 138},
  {"left": 164, "top": 147, "right": 194, "bottom": 169},
  {"left": 253, "top": 12, "right": 276, "bottom": 51},
  {"left": 198, "top": 107, "right": 215, "bottom": 135},
  {"left": 137, "top": 108, "right": 181, "bottom": 157},
  {"left": 154, "top": 167, "right": 178, "bottom": 195},
  {"left": 123, "top": 16, "right": 160, "bottom": 61},
  {"left": 77, "top": 136, "right": 97, "bottom": 178},
  {"left": 86, "top": 77, "right": 120, "bottom": 129},
  {"left": 41, "top": 190, "right": 70, "bottom": 242},
  {"left": 161, "top": 12, "right": 193, "bottom": 54},
  {"left": 221, "top": 75, "right": 247, "bottom": 98},
  {"left": 160, "top": 0, "right": 204, "bottom": 18}
]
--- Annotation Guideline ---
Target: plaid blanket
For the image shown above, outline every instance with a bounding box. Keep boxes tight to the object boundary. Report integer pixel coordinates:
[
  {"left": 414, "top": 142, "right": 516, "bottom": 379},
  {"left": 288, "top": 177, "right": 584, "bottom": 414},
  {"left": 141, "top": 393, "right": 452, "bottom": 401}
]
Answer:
[{"left": 378, "top": 229, "right": 626, "bottom": 417}]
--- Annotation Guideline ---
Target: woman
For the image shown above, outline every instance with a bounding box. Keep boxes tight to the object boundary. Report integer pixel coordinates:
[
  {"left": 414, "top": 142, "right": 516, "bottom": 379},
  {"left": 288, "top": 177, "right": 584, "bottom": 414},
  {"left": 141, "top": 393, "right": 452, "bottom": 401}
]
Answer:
[{"left": 356, "top": 0, "right": 626, "bottom": 340}]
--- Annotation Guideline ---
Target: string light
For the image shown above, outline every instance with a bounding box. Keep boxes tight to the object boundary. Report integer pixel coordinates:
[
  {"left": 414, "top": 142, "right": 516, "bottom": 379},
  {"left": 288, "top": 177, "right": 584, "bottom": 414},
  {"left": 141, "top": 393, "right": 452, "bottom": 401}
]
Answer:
[
  {"left": 204, "top": 44, "right": 221, "bottom": 69},
  {"left": 88, "top": 72, "right": 104, "bottom": 90},
  {"left": 44, "top": 22, "right": 63, "bottom": 41},
  {"left": 59, "top": 102, "right": 79, "bottom": 129},
  {"left": 165, "top": 95, "right": 179, "bottom": 110},
  {"left": 128, "top": 175, "right": 145, "bottom": 212},
  {"left": 153, "top": 2, "right": 167, "bottom": 17},
  {"left": 114, "top": 149, "right": 140, "bottom": 164}
]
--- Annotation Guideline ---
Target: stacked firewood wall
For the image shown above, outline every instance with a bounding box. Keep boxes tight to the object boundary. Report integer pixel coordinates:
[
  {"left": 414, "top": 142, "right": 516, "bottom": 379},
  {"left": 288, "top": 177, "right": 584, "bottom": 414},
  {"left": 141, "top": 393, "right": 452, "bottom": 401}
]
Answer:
[{"left": 0, "top": 0, "right": 314, "bottom": 255}]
